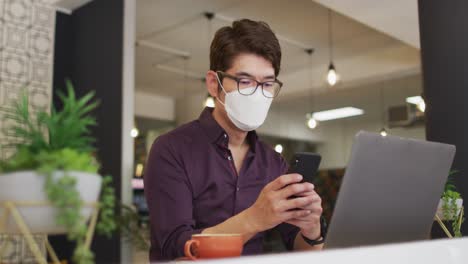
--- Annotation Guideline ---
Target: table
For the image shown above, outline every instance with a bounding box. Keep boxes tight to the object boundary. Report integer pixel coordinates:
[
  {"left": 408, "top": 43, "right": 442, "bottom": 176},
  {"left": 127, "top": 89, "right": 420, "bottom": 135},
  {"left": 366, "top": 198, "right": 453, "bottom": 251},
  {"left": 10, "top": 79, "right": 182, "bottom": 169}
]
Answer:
[{"left": 182, "top": 238, "right": 468, "bottom": 264}]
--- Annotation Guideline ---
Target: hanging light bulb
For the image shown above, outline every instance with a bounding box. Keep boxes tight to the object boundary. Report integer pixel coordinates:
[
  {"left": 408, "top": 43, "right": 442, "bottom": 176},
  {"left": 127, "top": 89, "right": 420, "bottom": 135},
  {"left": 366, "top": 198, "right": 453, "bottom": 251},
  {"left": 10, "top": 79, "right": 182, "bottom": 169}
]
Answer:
[
  {"left": 326, "top": 9, "right": 339, "bottom": 87},
  {"left": 204, "top": 94, "right": 215, "bottom": 108},
  {"left": 130, "top": 127, "right": 139, "bottom": 138},
  {"left": 306, "top": 113, "right": 318, "bottom": 129},
  {"left": 327, "top": 63, "right": 338, "bottom": 86},
  {"left": 274, "top": 144, "right": 283, "bottom": 153},
  {"left": 380, "top": 128, "right": 388, "bottom": 137},
  {"left": 304, "top": 49, "right": 318, "bottom": 130},
  {"left": 379, "top": 86, "right": 388, "bottom": 137},
  {"left": 307, "top": 115, "right": 318, "bottom": 129}
]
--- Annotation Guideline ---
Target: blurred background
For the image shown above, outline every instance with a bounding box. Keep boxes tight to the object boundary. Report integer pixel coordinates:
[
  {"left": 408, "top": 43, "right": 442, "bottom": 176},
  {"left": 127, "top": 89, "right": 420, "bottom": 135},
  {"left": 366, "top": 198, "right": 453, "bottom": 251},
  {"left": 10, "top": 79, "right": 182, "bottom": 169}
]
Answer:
[
  {"left": 131, "top": 0, "right": 423, "bottom": 228},
  {"left": 130, "top": 0, "right": 424, "bottom": 260}
]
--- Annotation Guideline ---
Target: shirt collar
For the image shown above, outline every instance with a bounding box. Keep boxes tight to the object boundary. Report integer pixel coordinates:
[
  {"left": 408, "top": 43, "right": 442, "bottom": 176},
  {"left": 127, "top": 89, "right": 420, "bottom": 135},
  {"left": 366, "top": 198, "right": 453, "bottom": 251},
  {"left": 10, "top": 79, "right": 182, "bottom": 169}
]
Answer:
[{"left": 198, "top": 107, "right": 258, "bottom": 153}]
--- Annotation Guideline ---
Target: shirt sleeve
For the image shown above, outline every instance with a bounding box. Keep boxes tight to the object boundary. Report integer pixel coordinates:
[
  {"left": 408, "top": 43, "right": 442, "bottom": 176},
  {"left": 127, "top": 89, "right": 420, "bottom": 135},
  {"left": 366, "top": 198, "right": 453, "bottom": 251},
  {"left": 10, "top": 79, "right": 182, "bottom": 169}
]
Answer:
[
  {"left": 273, "top": 155, "right": 300, "bottom": 251},
  {"left": 144, "top": 135, "right": 203, "bottom": 261}
]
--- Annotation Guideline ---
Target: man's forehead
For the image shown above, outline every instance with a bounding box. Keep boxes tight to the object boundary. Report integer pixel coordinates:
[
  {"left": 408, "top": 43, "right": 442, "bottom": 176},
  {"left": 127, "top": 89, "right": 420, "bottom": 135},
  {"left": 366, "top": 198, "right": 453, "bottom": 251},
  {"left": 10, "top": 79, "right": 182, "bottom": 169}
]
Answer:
[
  {"left": 228, "top": 54, "right": 275, "bottom": 79},
  {"left": 234, "top": 71, "right": 275, "bottom": 80}
]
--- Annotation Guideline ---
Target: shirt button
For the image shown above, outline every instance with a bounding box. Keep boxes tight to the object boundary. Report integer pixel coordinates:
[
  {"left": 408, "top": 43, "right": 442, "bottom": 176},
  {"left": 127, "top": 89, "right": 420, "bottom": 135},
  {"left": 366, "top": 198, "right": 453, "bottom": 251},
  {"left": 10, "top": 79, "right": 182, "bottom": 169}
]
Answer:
[
  {"left": 236, "top": 187, "right": 240, "bottom": 192},
  {"left": 227, "top": 156, "right": 232, "bottom": 161},
  {"left": 224, "top": 133, "right": 227, "bottom": 138}
]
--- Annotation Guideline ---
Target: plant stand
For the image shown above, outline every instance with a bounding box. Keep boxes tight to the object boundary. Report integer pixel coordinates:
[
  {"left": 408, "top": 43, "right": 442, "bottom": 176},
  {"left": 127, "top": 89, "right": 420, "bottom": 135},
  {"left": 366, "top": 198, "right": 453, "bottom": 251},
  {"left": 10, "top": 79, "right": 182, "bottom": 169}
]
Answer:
[
  {"left": 434, "top": 206, "right": 464, "bottom": 238},
  {"left": 0, "top": 201, "right": 99, "bottom": 264}
]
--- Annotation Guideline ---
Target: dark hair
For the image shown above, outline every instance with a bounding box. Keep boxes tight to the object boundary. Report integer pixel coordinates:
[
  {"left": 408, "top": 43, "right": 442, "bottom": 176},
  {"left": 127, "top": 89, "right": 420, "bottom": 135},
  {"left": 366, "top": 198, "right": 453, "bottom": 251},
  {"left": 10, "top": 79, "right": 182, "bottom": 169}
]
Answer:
[{"left": 210, "top": 19, "right": 282, "bottom": 76}]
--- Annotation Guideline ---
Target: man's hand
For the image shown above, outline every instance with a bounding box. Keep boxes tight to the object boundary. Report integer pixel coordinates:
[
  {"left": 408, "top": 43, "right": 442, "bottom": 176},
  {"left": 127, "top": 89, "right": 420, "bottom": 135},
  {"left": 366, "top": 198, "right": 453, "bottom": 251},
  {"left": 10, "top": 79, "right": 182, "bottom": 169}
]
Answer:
[
  {"left": 286, "top": 190, "right": 323, "bottom": 240},
  {"left": 245, "top": 174, "right": 317, "bottom": 233}
]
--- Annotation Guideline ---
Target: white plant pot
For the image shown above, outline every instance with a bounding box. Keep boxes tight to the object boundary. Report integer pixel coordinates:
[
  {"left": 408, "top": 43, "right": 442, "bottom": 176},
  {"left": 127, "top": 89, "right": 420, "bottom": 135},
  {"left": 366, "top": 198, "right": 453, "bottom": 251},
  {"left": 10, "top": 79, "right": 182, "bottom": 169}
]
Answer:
[
  {"left": 435, "top": 198, "right": 463, "bottom": 221},
  {"left": 0, "top": 170, "right": 102, "bottom": 234}
]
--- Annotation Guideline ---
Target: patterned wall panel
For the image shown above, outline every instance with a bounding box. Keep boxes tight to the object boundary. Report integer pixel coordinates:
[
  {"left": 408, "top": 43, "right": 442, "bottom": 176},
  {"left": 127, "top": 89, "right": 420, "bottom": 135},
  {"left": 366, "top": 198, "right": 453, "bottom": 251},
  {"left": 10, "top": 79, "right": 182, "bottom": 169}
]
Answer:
[
  {"left": 0, "top": 0, "right": 56, "bottom": 159},
  {"left": 0, "top": 0, "right": 56, "bottom": 262}
]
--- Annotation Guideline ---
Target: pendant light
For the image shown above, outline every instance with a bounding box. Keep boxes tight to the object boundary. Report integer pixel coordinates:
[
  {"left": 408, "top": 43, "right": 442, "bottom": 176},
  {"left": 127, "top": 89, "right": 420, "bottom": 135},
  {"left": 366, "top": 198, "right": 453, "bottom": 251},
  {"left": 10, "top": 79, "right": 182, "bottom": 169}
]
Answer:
[
  {"left": 131, "top": 120, "right": 139, "bottom": 138},
  {"left": 305, "top": 49, "right": 318, "bottom": 129},
  {"left": 379, "top": 86, "right": 388, "bottom": 137},
  {"left": 130, "top": 127, "right": 139, "bottom": 138},
  {"left": 380, "top": 128, "right": 388, "bottom": 137},
  {"left": 327, "top": 63, "right": 338, "bottom": 86},
  {"left": 274, "top": 144, "right": 283, "bottom": 153},
  {"left": 326, "top": 9, "right": 339, "bottom": 86},
  {"left": 203, "top": 12, "right": 216, "bottom": 108},
  {"left": 307, "top": 114, "right": 318, "bottom": 129}
]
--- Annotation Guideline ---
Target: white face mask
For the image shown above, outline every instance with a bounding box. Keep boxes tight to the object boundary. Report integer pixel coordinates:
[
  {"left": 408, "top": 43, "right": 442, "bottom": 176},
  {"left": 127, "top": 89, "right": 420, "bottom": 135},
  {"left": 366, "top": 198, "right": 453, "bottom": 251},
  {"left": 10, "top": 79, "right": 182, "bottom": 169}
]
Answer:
[{"left": 216, "top": 74, "right": 273, "bottom": 131}]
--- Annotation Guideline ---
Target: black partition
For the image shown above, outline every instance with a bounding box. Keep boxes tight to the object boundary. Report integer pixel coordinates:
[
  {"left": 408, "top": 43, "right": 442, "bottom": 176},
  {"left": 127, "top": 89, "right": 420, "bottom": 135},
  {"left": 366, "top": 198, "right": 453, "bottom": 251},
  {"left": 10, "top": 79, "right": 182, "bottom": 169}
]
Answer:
[
  {"left": 52, "top": 0, "right": 125, "bottom": 262},
  {"left": 419, "top": 0, "right": 468, "bottom": 236}
]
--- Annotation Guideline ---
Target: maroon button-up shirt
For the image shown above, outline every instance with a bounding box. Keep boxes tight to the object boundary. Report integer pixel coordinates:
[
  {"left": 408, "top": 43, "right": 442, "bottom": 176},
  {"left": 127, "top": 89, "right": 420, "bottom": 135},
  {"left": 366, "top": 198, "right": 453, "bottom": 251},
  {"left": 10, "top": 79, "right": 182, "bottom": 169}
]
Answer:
[{"left": 144, "top": 107, "right": 299, "bottom": 261}]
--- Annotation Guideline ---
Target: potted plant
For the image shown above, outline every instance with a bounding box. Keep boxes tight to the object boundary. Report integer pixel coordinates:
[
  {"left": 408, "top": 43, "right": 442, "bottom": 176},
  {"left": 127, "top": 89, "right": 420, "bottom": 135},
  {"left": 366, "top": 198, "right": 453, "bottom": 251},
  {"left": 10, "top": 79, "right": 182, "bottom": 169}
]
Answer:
[
  {"left": 119, "top": 203, "right": 150, "bottom": 252},
  {"left": 435, "top": 170, "right": 464, "bottom": 238},
  {"left": 0, "top": 81, "right": 116, "bottom": 264}
]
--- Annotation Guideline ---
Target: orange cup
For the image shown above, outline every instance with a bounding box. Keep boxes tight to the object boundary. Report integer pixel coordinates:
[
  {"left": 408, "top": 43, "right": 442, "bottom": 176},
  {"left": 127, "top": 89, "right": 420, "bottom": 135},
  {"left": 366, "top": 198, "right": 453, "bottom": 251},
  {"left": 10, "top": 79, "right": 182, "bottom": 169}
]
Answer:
[{"left": 184, "top": 234, "right": 243, "bottom": 260}]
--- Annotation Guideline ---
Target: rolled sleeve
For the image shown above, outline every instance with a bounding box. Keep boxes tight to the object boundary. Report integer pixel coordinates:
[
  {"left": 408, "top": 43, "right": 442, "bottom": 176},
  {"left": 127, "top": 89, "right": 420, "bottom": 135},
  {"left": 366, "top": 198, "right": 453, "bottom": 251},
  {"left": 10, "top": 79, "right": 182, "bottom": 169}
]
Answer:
[{"left": 144, "top": 135, "right": 203, "bottom": 261}]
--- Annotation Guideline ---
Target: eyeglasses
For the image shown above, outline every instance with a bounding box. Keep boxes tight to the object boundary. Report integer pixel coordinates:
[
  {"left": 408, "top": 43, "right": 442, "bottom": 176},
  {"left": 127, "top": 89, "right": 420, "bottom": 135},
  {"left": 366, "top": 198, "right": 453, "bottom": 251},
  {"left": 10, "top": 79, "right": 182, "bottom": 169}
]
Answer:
[{"left": 216, "top": 71, "right": 283, "bottom": 98}]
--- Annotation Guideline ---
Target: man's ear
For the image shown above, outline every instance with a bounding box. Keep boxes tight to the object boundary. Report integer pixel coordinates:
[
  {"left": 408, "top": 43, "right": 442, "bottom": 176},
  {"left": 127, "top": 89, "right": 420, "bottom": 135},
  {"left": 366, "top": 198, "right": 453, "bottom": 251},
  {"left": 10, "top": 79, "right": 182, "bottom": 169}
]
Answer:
[{"left": 206, "top": 70, "right": 220, "bottom": 98}]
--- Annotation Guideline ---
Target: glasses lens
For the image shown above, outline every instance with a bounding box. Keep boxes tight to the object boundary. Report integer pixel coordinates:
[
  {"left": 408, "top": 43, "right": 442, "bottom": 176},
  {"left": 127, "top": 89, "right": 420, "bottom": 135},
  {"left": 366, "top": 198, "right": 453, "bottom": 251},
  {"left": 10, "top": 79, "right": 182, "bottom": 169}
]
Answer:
[
  {"left": 238, "top": 78, "right": 258, "bottom": 95},
  {"left": 262, "top": 82, "right": 281, "bottom": 98}
]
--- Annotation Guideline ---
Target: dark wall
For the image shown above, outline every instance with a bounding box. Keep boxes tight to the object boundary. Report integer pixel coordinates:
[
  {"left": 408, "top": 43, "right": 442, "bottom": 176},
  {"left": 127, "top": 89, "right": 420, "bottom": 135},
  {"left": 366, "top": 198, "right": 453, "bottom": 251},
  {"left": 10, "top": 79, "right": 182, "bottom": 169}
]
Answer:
[
  {"left": 52, "top": 0, "right": 124, "bottom": 262},
  {"left": 419, "top": 0, "right": 468, "bottom": 235}
]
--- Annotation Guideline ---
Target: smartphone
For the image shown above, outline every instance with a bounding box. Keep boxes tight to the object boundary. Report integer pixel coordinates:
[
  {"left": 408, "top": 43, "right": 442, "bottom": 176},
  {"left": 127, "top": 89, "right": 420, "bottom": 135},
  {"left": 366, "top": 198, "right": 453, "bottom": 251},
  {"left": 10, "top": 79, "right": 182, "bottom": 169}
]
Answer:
[{"left": 287, "top": 152, "right": 322, "bottom": 184}]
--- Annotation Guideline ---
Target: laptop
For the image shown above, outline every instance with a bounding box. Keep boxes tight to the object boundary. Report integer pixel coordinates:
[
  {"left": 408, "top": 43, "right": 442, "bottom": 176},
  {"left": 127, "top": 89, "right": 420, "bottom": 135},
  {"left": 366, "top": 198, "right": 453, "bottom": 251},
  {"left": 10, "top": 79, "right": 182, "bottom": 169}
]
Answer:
[{"left": 324, "top": 131, "right": 456, "bottom": 249}]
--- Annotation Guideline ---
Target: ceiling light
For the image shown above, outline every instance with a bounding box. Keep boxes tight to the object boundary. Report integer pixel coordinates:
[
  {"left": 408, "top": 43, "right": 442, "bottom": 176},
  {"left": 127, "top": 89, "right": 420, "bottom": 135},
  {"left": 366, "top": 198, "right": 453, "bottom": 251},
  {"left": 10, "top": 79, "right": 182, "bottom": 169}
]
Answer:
[
  {"left": 326, "top": 9, "right": 339, "bottom": 87},
  {"left": 305, "top": 49, "right": 318, "bottom": 130},
  {"left": 131, "top": 127, "right": 139, "bottom": 138},
  {"left": 380, "top": 128, "right": 388, "bottom": 137},
  {"left": 307, "top": 117, "right": 318, "bottom": 129},
  {"left": 312, "top": 107, "right": 364, "bottom": 121},
  {"left": 417, "top": 100, "right": 426, "bottom": 112},
  {"left": 406, "top": 96, "right": 423, "bottom": 105},
  {"left": 274, "top": 144, "right": 283, "bottom": 153},
  {"left": 327, "top": 63, "right": 339, "bottom": 86},
  {"left": 406, "top": 96, "right": 425, "bottom": 112}
]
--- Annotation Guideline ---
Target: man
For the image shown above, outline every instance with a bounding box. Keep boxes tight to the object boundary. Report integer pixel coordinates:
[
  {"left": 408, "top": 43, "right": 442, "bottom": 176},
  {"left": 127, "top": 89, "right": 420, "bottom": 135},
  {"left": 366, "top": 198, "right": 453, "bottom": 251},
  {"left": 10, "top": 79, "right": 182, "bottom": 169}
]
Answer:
[{"left": 144, "top": 19, "right": 324, "bottom": 262}]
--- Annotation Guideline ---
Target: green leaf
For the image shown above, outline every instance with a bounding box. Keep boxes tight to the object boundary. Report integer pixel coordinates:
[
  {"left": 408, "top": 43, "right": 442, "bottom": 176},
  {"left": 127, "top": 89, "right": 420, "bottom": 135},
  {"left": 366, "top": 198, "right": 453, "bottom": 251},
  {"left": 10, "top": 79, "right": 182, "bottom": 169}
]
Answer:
[{"left": 0, "top": 80, "right": 116, "bottom": 264}]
